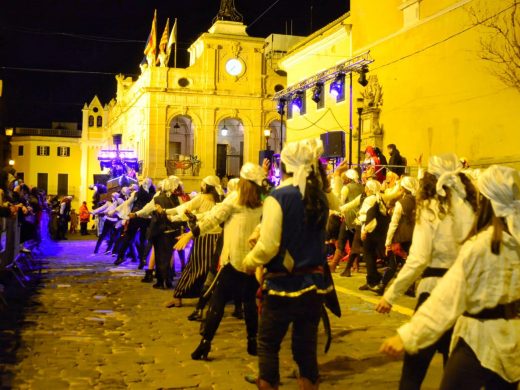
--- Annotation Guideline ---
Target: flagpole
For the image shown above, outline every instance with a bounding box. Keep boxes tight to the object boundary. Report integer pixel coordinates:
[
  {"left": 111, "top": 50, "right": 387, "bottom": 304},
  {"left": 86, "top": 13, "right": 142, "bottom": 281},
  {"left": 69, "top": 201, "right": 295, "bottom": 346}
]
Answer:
[{"left": 174, "top": 18, "right": 178, "bottom": 68}]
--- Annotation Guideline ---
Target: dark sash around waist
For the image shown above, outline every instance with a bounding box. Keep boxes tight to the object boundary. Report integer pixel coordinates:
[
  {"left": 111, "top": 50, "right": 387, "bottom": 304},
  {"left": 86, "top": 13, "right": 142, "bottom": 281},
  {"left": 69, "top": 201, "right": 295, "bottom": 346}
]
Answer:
[
  {"left": 422, "top": 267, "right": 448, "bottom": 278},
  {"left": 463, "top": 300, "right": 520, "bottom": 320},
  {"left": 265, "top": 265, "right": 324, "bottom": 279}
]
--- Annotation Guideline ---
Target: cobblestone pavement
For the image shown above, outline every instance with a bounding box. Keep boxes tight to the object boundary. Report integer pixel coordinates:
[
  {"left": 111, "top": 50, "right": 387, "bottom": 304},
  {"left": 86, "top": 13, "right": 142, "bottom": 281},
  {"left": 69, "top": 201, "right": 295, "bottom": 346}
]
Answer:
[{"left": 0, "top": 234, "right": 443, "bottom": 389}]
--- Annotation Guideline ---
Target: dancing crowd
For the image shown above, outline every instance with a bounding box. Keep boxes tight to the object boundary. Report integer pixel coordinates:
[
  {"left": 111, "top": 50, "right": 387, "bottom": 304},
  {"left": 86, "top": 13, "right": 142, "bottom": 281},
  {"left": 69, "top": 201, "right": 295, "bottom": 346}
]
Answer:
[{"left": 82, "top": 139, "right": 519, "bottom": 390}]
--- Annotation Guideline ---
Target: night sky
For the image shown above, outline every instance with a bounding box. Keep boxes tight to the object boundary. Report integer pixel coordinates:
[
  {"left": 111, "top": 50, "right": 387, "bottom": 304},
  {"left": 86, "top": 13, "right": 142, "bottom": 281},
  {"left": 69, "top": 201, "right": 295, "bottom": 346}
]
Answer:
[{"left": 0, "top": 0, "right": 349, "bottom": 129}]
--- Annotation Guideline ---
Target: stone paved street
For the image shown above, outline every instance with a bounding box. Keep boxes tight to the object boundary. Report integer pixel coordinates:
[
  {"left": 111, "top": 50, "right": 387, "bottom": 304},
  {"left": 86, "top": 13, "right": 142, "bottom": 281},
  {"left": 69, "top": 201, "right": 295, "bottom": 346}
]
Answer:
[{"left": 0, "top": 234, "right": 443, "bottom": 389}]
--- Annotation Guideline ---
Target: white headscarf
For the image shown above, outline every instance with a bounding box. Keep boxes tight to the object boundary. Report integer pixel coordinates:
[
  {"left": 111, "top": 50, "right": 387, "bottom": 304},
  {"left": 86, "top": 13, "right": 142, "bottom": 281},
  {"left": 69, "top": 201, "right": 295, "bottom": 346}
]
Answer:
[
  {"left": 142, "top": 177, "right": 153, "bottom": 192},
  {"left": 164, "top": 175, "right": 181, "bottom": 194},
  {"left": 345, "top": 168, "right": 359, "bottom": 181},
  {"left": 240, "top": 162, "right": 265, "bottom": 187},
  {"left": 203, "top": 175, "right": 224, "bottom": 196},
  {"left": 365, "top": 179, "right": 381, "bottom": 196},
  {"left": 428, "top": 153, "right": 466, "bottom": 198},
  {"left": 478, "top": 165, "right": 520, "bottom": 243},
  {"left": 400, "top": 176, "right": 418, "bottom": 196},
  {"left": 281, "top": 138, "right": 323, "bottom": 197}
]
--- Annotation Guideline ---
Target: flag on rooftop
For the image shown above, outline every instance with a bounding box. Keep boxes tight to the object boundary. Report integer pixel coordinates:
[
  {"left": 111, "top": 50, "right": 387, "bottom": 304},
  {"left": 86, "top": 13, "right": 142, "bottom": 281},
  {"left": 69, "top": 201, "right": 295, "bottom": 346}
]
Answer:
[{"left": 143, "top": 10, "right": 157, "bottom": 66}]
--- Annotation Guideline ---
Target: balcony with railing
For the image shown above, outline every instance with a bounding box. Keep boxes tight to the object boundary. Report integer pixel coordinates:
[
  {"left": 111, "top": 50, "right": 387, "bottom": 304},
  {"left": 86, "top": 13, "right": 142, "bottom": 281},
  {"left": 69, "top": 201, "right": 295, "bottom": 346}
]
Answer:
[{"left": 13, "top": 128, "right": 82, "bottom": 138}]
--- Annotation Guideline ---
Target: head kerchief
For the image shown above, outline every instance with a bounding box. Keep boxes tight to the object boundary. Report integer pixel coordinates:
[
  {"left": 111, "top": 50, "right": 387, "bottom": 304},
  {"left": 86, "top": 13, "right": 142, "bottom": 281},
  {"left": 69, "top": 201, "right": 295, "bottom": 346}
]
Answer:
[
  {"left": 428, "top": 153, "right": 465, "bottom": 198},
  {"left": 203, "top": 175, "right": 224, "bottom": 196},
  {"left": 478, "top": 165, "right": 520, "bottom": 243},
  {"left": 281, "top": 138, "right": 323, "bottom": 197},
  {"left": 240, "top": 163, "right": 265, "bottom": 187}
]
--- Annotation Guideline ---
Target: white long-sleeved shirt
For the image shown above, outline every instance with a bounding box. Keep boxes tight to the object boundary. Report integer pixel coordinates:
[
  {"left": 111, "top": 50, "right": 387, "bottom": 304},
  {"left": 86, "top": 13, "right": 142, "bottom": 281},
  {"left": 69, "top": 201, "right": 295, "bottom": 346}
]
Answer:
[
  {"left": 166, "top": 194, "right": 221, "bottom": 234},
  {"left": 383, "top": 194, "right": 474, "bottom": 305},
  {"left": 398, "top": 227, "right": 520, "bottom": 382},
  {"left": 385, "top": 201, "right": 403, "bottom": 247},
  {"left": 195, "top": 191, "right": 262, "bottom": 272}
]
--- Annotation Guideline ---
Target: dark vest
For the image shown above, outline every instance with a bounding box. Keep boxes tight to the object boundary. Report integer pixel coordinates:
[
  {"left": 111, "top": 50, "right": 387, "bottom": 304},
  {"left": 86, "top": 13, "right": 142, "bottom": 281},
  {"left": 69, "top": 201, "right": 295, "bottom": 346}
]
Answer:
[
  {"left": 393, "top": 193, "right": 416, "bottom": 243},
  {"left": 266, "top": 185, "right": 328, "bottom": 273},
  {"left": 148, "top": 193, "right": 183, "bottom": 238},
  {"left": 132, "top": 186, "right": 156, "bottom": 212}
]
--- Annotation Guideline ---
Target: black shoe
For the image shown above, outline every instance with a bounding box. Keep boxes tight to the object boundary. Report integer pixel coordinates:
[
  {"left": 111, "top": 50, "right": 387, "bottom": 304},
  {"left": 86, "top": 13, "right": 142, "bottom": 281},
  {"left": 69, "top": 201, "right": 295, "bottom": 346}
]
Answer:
[
  {"left": 369, "top": 284, "right": 385, "bottom": 296},
  {"left": 191, "top": 339, "right": 211, "bottom": 360},
  {"left": 141, "top": 270, "right": 154, "bottom": 283},
  {"left": 340, "top": 267, "right": 352, "bottom": 277},
  {"left": 114, "top": 257, "right": 125, "bottom": 266},
  {"left": 247, "top": 337, "right": 257, "bottom": 356},
  {"left": 232, "top": 308, "right": 244, "bottom": 320},
  {"left": 188, "top": 309, "right": 203, "bottom": 321},
  {"left": 358, "top": 283, "right": 370, "bottom": 291},
  {"left": 152, "top": 281, "right": 165, "bottom": 289},
  {"left": 104, "top": 250, "right": 111, "bottom": 255}
]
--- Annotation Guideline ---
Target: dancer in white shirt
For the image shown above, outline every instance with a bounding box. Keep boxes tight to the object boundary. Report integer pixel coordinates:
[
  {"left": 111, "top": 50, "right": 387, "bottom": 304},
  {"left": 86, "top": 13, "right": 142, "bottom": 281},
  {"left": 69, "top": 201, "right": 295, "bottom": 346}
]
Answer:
[
  {"left": 381, "top": 164, "right": 520, "bottom": 389},
  {"left": 376, "top": 153, "right": 478, "bottom": 389}
]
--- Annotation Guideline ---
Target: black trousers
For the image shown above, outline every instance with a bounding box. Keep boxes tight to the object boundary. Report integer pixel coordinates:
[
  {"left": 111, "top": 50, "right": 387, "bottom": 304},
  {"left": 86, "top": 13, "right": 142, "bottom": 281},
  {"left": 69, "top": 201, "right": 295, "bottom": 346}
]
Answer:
[
  {"left": 80, "top": 221, "right": 88, "bottom": 235},
  {"left": 258, "top": 291, "right": 323, "bottom": 386},
  {"left": 381, "top": 241, "right": 411, "bottom": 287},
  {"left": 116, "top": 218, "right": 150, "bottom": 261},
  {"left": 399, "top": 293, "right": 452, "bottom": 390},
  {"left": 440, "top": 338, "right": 518, "bottom": 390},
  {"left": 94, "top": 219, "right": 115, "bottom": 253},
  {"left": 363, "top": 237, "right": 385, "bottom": 286},
  {"left": 151, "top": 232, "right": 177, "bottom": 286},
  {"left": 202, "top": 264, "right": 258, "bottom": 342}
]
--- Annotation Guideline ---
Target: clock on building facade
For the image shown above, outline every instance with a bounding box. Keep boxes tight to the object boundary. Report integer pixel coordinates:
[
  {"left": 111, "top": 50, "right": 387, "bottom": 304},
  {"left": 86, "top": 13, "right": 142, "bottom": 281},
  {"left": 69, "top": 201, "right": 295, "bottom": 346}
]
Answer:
[{"left": 225, "top": 58, "right": 244, "bottom": 76}]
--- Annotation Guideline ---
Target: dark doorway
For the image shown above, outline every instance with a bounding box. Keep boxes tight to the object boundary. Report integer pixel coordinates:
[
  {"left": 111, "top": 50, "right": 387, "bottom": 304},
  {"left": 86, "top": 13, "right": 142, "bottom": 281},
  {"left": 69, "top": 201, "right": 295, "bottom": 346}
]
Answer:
[
  {"left": 216, "top": 144, "right": 227, "bottom": 177},
  {"left": 37, "top": 173, "right": 48, "bottom": 194},
  {"left": 57, "top": 174, "right": 68, "bottom": 196}
]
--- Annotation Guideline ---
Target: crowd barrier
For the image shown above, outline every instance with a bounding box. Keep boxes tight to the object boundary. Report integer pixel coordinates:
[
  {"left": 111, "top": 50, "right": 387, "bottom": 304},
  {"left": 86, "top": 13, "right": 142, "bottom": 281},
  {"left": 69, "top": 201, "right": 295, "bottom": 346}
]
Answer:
[{"left": 0, "top": 214, "right": 43, "bottom": 309}]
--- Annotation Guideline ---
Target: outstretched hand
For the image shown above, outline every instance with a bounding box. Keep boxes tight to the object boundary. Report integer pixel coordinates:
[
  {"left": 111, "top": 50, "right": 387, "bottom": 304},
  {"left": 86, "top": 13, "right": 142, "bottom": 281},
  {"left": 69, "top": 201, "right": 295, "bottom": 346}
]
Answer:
[
  {"left": 380, "top": 334, "right": 405, "bottom": 358},
  {"left": 174, "top": 231, "right": 193, "bottom": 250},
  {"left": 375, "top": 297, "right": 392, "bottom": 314}
]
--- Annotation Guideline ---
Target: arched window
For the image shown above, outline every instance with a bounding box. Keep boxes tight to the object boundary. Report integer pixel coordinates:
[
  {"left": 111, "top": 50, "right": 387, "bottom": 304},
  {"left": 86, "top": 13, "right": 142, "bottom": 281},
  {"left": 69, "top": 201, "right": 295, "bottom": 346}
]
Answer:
[
  {"left": 88, "top": 115, "right": 94, "bottom": 126},
  {"left": 96, "top": 116, "right": 102, "bottom": 127}
]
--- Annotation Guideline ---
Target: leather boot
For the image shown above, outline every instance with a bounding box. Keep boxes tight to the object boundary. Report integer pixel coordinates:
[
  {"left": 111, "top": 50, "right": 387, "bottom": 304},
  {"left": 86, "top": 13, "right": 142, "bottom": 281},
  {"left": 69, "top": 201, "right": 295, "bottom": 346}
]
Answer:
[
  {"left": 247, "top": 336, "right": 257, "bottom": 356},
  {"left": 141, "top": 269, "right": 153, "bottom": 283},
  {"left": 327, "top": 249, "right": 344, "bottom": 272},
  {"left": 256, "top": 379, "right": 278, "bottom": 390},
  {"left": 297, "top": 378, "right": 319, "bottom": 390},
  {"left": 191, "top": 339, "right": 211, "bottom": 360}
]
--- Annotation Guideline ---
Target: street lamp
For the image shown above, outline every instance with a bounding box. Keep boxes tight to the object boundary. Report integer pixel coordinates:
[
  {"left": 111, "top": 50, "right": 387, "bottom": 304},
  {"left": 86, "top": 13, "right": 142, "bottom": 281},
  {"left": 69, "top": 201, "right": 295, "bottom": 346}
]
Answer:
[
  {"left": 5, "top": 128, "right": 13, "bottom": 137},
  {"left": 221, "top": 121, "right": 229, "bottom": 136},
  {"left": 264, "top": 129, "right": 271, "bottom": 150},
  {"left": 8, "top": 159, "right": 15, "bottom": 166},
  {"left": 356, "top": 97, "right": 364, "bottom": 168}
]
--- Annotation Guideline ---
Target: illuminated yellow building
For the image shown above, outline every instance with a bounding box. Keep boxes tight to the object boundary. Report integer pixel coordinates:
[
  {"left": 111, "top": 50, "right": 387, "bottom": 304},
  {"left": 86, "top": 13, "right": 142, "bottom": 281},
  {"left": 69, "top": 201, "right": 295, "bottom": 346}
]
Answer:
[
  {"left": 82, "top": 5, "right": 296, "bottom": 193},
  {"left": 9, "top": 124, "right": 83, "bottom": 208},
  {"left": 279, "top": 0, "right": 520, "bottom": 168}
]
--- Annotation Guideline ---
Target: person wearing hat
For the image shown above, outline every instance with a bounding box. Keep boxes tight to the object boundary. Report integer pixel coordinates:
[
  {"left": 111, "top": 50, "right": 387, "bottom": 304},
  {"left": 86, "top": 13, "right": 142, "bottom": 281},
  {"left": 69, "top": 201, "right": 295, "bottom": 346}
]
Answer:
[
  {"left": 376, "top": 176, "right": 419, "bottom": 295},
  {"left": 173, "top": 162, "right": 266, "bottom": 360},
  {"left": 380, "top": 165, "right": 520, "bottom": 389},
  {"left": 242, "top": 139, "right": 337, "bottom": 390},
  {"left": 376, "top": 153, "right": 478, "bottom": 389},
  {"left": 163, "top": 175, "right": 224, "bottom": 306}
]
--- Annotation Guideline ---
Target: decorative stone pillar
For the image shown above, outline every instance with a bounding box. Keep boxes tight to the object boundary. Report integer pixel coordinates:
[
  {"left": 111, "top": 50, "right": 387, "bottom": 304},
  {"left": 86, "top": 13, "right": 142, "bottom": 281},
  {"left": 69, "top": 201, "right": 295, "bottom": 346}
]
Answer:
[{"left": 354, "top": 75, "right": 384, "bottom": 153}]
